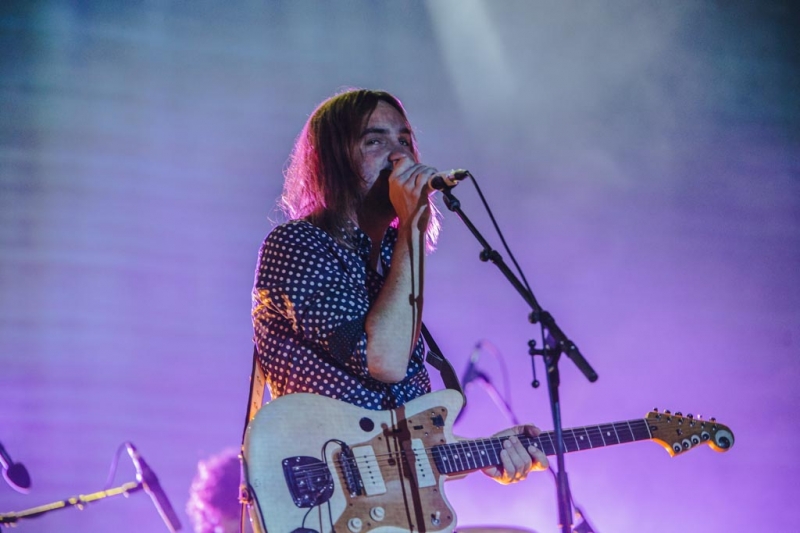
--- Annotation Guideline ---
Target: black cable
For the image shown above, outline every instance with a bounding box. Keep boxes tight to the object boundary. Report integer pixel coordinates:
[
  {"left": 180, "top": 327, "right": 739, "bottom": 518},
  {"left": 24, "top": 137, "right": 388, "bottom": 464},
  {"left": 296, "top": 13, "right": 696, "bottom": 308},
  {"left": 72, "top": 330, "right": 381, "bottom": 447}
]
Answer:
[
  {"left": 546, "top": 465, "right": 597, "bottom": 533},
  {"left": 468, "top": 173, "right": 535, "bottom": 296},
  {"left": 320, "top": 439, "right": 347, "bottom": 533},
  {"left": 102, "top": 442, "right": 129, "bottom": 490},
  {"left": 479, "top": 339, "right": 513, "bottom": 414}
]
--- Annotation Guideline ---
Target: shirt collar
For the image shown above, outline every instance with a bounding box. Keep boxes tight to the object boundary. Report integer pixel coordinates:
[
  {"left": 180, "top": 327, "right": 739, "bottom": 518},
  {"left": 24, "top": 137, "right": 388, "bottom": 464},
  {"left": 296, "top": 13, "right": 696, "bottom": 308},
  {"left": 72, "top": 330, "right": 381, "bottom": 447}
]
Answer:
[{"left": 339, "top": 221, "right": 398, "bottom": 271}]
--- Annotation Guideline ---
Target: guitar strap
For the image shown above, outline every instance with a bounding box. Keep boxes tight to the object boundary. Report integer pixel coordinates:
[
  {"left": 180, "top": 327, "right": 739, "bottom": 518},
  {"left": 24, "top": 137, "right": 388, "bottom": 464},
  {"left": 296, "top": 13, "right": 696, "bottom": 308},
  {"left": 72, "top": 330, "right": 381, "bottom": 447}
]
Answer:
[
  {"left": 239, "top": 325, "right": 462, "bottom": 438},
  {"left": 238, "top": 344, "right": 266, "bottom": 531},
  {"left": 237, "top": 325, "right": 463, "bottom": 528},
  {"left": 421, "top": 323, "right": 465, "bottom": 400}
]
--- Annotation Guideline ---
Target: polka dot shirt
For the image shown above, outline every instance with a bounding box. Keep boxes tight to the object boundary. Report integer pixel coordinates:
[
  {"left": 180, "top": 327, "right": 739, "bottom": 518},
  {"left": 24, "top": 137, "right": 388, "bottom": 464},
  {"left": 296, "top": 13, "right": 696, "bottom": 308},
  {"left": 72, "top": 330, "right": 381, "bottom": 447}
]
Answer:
[{"left": 252, "top": 220, "right": 431, "bottom": 410}]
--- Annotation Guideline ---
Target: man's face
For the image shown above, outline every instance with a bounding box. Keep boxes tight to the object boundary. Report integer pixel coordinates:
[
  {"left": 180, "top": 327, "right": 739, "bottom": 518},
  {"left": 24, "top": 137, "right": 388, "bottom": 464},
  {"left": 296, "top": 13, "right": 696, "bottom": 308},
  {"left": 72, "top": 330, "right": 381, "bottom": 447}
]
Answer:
[{"left": 354, "top": 100, "right": 416, "bottom": 196}]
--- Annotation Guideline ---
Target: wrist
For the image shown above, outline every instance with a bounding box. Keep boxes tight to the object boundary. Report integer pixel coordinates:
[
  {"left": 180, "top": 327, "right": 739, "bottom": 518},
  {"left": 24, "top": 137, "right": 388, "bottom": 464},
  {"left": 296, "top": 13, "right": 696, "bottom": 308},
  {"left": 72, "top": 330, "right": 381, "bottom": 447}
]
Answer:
[{"left": 398, "top": 209, "right": 431, "bottom": 235}]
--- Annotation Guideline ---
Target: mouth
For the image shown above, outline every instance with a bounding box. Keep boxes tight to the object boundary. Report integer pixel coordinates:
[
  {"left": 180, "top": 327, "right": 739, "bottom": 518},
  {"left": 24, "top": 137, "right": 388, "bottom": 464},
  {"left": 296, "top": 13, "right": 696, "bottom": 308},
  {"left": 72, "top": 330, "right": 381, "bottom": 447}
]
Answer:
[{"left": 370, "top": 166, "right": 392, "bottom": 186}]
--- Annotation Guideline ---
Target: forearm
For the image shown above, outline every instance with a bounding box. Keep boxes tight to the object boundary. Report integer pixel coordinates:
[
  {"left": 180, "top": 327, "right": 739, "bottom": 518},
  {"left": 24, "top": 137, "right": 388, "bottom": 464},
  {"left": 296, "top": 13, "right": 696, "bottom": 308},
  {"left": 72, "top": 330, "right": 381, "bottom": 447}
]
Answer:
[{"left": 365, "top": 223, "right": 425, "bottom": 383}]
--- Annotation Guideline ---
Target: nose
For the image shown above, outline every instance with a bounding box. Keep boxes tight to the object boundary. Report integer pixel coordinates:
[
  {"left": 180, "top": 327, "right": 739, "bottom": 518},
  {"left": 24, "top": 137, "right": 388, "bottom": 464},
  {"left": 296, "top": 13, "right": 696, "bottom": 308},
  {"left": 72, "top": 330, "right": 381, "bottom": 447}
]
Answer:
[{"left": 388, "top": 144, "right": 415, "bottom": 168}]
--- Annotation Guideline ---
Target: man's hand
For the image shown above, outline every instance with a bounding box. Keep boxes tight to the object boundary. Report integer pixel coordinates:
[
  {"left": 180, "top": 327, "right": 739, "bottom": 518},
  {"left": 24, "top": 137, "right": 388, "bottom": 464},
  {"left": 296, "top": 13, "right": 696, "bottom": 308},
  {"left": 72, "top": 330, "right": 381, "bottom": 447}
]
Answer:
[
  {"left": 481, "top": 425, "right": 549, "bottom": 484},
  {"left": 388, "top": 156, "right": 435, "bottom": 232}
]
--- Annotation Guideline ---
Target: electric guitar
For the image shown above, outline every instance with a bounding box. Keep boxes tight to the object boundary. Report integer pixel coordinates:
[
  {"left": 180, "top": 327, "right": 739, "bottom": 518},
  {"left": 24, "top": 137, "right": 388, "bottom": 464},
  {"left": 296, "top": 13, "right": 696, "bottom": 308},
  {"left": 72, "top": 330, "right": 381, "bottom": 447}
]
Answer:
[{"left": 243, "top": 390, "right": 733, "bottom": 533}]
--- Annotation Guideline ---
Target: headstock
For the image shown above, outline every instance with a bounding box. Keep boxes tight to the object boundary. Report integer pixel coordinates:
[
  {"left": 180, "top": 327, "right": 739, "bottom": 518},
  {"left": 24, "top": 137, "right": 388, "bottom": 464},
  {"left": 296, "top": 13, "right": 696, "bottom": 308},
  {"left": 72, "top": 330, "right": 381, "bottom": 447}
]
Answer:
[{"left": 646, "top": 409, "right": 734, "bottom": 456}]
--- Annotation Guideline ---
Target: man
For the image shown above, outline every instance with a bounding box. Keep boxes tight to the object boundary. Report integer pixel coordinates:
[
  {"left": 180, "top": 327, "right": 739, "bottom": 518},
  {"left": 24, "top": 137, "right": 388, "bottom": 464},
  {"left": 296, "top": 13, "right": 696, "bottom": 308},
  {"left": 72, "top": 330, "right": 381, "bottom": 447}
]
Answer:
[{"left": 252, "top": 88, "right": 547, "bottom": 484}]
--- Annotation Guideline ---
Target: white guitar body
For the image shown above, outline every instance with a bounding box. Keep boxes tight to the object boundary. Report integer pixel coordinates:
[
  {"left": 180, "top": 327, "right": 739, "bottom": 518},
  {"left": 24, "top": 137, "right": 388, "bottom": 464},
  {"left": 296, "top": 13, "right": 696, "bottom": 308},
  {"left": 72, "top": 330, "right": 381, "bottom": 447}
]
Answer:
[
  {"left": 244, "top": 390, "right": 466, "bottom": 533},
  {"left": 243, "top": 390, "right": 734, "bottom": 533}
]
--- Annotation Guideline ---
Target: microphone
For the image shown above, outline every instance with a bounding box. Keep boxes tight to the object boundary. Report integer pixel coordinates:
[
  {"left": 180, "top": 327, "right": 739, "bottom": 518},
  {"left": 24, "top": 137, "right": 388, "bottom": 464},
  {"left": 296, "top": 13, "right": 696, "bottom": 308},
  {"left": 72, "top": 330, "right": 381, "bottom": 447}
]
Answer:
[
  {"left": 460, "top": 343, "right": 486, "bottom": 387},
  {"left": 0, "top": 442, "right": 31, "bottom": 493},
  {"left": 430, "top": 169, "right": 470, "bottom": 191},
  {"left": 126, "top": 443, "right": 182, "bottom": 532},
  {"left": 455, "top": 343, "right": 489, "bottom": 424}
]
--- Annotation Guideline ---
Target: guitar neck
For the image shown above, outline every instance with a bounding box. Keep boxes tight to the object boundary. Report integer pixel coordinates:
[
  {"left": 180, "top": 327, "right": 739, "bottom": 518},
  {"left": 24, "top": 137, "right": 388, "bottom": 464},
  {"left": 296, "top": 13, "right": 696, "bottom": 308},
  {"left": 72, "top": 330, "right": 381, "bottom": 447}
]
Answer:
[{"left": 432, "top": 419, "right": 652, "bottom": 475}]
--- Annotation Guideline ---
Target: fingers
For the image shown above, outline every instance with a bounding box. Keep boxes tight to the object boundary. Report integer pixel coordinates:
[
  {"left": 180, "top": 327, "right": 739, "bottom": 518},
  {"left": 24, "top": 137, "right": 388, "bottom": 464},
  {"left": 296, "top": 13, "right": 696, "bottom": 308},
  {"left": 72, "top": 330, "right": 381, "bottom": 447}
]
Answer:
[
  {"left": 528, "top": 444, "right": 549, "bottom": 471},
  {"left": 484, "top": 424, "right": 550, "bottom": 484},
  {"left": 501, "top": 436, "right": 533, "bottom": 482},
  {"left": 388, "top": 161, "right": 437, "bottom": 225},
  {"left": 520, "top": 425, "right": 549, "bottom": 471},
  {"left": 391, "top": 161, "right": 436, "bottom": 193}
]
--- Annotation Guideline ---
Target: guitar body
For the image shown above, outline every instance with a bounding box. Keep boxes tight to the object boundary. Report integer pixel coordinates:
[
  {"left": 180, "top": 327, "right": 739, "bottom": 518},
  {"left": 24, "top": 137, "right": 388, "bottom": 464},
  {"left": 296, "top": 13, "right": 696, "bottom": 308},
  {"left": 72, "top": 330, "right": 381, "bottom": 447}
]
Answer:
[
  {"left": 244, "top": 390, "right": 466, "bottom": 533},
  {"left": 244, "top": 389, "right": 735, "bottom": 533}
]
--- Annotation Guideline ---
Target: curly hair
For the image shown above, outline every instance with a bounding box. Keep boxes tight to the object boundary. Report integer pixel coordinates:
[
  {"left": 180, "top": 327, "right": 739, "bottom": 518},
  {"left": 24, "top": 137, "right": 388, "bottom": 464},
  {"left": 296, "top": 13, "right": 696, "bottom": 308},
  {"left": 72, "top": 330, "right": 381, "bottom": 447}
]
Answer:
[{"left": 186, "top": 448, "right": 241, "bottom": 533}]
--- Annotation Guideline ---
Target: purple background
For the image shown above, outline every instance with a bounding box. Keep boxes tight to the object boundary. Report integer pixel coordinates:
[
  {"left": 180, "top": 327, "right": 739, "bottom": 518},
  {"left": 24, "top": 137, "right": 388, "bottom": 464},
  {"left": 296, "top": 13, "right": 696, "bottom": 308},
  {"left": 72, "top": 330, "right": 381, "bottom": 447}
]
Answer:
[{"left": 1, "top": 2, "right": 798, "bottom": 532}]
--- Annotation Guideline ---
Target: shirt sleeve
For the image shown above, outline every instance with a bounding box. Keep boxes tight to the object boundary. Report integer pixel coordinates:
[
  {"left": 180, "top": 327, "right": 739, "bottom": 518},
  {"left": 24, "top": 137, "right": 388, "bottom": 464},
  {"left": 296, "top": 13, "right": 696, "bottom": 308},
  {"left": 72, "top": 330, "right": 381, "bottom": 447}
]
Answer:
[{"left": 252, "top": 221, "right": 370, "bottom": 372}]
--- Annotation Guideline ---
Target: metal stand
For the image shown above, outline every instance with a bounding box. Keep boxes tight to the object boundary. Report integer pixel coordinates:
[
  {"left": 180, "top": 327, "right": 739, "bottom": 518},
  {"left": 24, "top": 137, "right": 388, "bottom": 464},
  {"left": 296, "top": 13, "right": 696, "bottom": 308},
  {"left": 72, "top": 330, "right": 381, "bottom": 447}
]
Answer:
[
  {"left": 0, "top": 480, "right": 143, "bottom": 527},
  {"left": 441, "top": 187, "right": 598, "bottom": 533}
]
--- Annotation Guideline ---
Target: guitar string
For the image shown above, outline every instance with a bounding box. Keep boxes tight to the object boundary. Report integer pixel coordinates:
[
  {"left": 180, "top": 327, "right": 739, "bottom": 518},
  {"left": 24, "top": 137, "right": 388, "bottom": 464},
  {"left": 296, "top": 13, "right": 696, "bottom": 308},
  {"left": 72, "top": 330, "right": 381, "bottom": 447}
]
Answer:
[
  {"left": 290, "top": 416, "right": 716, "bottom": 482},
  {"left": 290, "top": 419, "right": 655, "bottom": 478},
  {"left": 300, "top": 418, "right": 655, "bottom": 477}
]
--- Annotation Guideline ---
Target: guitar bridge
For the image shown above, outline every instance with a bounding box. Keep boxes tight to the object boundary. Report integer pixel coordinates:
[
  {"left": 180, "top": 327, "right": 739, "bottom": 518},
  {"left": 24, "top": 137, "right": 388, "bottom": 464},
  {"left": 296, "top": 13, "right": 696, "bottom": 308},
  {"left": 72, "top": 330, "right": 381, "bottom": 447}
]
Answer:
[
  {"left": 282, "top": 456, "right": 334, "bottom": 508},
  {"left": 337, "top": 444, "right": 364, "bottom": 497}
]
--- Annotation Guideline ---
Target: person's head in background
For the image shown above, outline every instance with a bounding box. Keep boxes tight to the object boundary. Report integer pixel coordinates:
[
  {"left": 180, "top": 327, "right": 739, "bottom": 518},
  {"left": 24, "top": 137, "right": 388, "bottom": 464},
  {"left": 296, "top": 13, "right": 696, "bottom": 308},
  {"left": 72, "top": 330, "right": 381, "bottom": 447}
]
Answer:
[{"left": 186, "top": 448, "right": 242, "bottom": 533}]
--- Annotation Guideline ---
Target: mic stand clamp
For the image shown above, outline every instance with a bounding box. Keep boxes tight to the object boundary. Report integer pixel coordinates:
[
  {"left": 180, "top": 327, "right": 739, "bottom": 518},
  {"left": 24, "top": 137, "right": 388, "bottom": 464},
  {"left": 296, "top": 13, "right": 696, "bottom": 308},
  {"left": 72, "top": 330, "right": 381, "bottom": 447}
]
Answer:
[{"left": 441, "top": 187, "right": 598, "bottom": 533}]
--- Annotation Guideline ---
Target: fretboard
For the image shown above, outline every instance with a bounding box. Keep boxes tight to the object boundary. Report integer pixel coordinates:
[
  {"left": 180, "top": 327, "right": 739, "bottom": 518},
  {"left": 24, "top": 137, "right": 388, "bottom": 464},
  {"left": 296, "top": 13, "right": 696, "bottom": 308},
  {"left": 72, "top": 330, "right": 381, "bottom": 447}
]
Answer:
[{"left": 431, "top": 419, "right": 653, "bottom": 475}]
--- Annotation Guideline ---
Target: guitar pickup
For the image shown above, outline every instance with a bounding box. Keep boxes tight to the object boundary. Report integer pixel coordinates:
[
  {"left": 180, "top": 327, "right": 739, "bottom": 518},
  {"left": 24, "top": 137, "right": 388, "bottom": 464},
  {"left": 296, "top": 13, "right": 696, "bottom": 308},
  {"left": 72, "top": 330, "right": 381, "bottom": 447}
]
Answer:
[
  {"left": 411, "top": 439, "right": 436, "bottom": 488},
  {"left": 352, "top": 445, "right": 387, "bottom": 496}
]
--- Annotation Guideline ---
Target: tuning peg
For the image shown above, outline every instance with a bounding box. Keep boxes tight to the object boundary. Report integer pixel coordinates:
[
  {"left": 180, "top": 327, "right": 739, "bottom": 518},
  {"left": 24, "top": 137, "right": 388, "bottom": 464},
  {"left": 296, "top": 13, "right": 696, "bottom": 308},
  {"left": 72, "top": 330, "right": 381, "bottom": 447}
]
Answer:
[
  {"left": 687, "top": 414, "right": 694, "bottom": 419},
  {"left": 664, "top": 409, "right": 671, "bottom": 415},
  {"left": 675, "top": 411, "right": 683, "bottom": 417},
  {"left": 653, "top": 407, "right": 659, "bottom": 412}
]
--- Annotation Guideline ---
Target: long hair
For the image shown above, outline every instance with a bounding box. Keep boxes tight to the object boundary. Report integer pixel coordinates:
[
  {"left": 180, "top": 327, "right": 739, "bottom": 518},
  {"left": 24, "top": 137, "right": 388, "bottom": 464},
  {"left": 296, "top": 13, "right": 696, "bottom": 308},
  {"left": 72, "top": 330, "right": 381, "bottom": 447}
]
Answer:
[{"left": 281, "top": 88, "right": 441, "bottom": 251}]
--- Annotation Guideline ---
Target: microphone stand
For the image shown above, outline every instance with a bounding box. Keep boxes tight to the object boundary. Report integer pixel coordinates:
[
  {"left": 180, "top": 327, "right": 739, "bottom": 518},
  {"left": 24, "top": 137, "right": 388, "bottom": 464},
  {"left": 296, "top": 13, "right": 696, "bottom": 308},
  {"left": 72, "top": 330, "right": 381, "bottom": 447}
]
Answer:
[
  {"left": 441, "top": 187, "right": 598, "bottom": 533},
  {"left": 0, "top": 479, "right": 144, "bottom": 527}
]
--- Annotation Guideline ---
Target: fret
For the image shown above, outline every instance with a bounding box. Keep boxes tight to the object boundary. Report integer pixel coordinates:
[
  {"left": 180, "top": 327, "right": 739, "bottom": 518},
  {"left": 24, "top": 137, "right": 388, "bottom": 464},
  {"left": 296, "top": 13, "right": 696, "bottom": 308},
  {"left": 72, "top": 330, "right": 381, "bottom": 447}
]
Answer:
[
  {"left": 598, "top": 423, "right": 621, "bottom": 446},
  {"left": 474, "top": 439, "right": 490, "bottom": 469},
  {"left": 519, "top": 435, "right": 536, "bottom": 454},
  {"left": 480, "top": 439, "right": 499, "bottom": 466},
  {"left": 537, "top": 432, "right": 554, "bottom": 456},
  {"left": 585, "top": 424, "right": 607, "bottom": 448},
  {"left": 458, "top": 441, "right": 471, "bottom": 470},
  {"left": 452, "top": 441, "right": 466, "bottom": 472},
  {"left": 546, "top": 433, "right": 557, "bottom": 456},
  {"left": 550, "top": 430, "right": 571, "bottom": 454},
  {"left": 561, "top": 429, "right": 576, "bottom": 452},
  {"left": 629, "top": 419, "right": 651, "bottom": 441},
  {"left": 453, "top": 441, "right": 468, "bottom": 470},
  {"left": 527, "top": 434, "right": 537, "bottom": 454},
  {"left": 476, "top": 439, "right": 490, "bottom": 468},
  {"left": 626, "top": 421, "right": 639, "bottom": 442},
  {"left": 567, "top": 428, "right": 584, "bottom": 452},
  {"left": 486, "top": 438, "right": 500, "bottom": 465},
  {"left": 616, "top": 421, "right": 636, "bottom": 443},
  {"left": 464, "top": 440, "right": 477, "bottom": 469},
  {"left": 528, "top": 435, "right": 545, "bottom": 457},
  {"left": 489, "top": 437, "right": 502, "bottom": 465},
  {"left": 463, "top": 440, "right": 477, "bottom": 470},
  {"left": 431, "top": 445, "right": 448, "bottom": 474},
  {"left": 576, "top": 426, "right": 593, "bottom": 449},
  {"left": 470, "top": 439, "right": 486, "bottom": 469}
]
